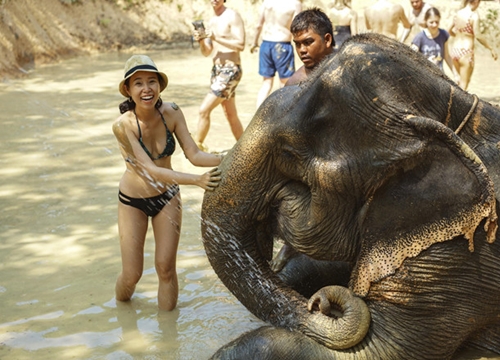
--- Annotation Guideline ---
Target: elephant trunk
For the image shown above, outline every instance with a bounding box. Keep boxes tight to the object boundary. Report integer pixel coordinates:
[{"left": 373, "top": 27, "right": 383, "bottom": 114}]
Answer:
[
  {"left": 305, "top": 286, "right": 371, "bottom": 349},
  {"left": 202, "top": 142, "right": 370, "bottom": 350},
  {"left": 202, "top": 201, "right": 306, "bottom": 326}
]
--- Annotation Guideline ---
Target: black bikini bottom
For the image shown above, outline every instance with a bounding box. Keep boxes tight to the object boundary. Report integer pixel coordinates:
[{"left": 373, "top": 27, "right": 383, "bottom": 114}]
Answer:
[{"left": 118, "top": 185, "right": 180, "bottom": 217}]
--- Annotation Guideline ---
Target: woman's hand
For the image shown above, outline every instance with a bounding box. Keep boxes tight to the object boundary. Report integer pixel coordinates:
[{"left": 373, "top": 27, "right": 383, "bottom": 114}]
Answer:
[{"left": 198, "top": 168, "right": 222, "bottom": 191}]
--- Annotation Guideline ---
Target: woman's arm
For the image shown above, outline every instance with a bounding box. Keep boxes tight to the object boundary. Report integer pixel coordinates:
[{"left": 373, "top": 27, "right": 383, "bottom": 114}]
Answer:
[
  {"left": 112, "top": 115, "right": 221, "bottom": 191},
  {"left": 447, "top": 18, "right": 456, "bottom": 37},
  {"left": 473, "top": 12, "right": 497, "bottom": 60},
  {"left": 165, "top": 103, "right": 223, "bottom": 167}
]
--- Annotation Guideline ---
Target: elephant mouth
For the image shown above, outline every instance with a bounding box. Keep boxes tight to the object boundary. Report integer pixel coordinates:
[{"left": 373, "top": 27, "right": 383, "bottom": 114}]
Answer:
[{"left": 267, "top": 181, "right": 328, "bottom": 260}]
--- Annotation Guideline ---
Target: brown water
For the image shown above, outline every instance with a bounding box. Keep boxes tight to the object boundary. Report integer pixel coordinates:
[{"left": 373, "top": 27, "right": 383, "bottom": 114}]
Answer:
[{"left": 0, "top": 45, "right": 499, "bottom": 359}]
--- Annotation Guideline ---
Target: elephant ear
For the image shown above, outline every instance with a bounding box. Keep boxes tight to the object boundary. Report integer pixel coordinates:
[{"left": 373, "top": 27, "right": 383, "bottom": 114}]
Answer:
[{"left": 351, "top": 116, "right": 497, "bottom": 297}]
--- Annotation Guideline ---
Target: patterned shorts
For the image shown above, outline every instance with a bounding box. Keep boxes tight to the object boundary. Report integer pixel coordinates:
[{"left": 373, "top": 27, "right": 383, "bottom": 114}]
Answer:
[
  {"left": 210, "top": 63, "right": 242, "bottom": 99},
  {"left": 450, "top": 48, "right": 474, "bottom": 65}
]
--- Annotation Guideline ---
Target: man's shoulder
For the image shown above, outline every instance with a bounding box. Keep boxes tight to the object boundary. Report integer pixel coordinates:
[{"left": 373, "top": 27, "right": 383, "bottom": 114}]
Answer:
[
  {"left": 224, "top": 7, "right": 242, "bottom": 17},
  {"left": 285, "top": 66, "right": 306, "bottom": 86}
]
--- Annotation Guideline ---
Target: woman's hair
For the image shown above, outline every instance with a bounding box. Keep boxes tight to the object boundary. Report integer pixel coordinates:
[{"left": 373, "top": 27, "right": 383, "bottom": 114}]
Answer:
[
  {"left": 118, "top": 75, "right": 164, "bottom": 114},
  {"left": 424, "top": 7, "right": 441, "bottom": 21},
  {"left": 291, "top": 7, "right": 333, "bottom": 39}
]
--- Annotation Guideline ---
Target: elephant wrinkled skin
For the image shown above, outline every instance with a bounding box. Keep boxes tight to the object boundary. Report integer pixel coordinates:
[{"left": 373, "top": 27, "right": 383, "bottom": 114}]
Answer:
[{"left": 201, "top": 34, "right": 500, "bottom": 359}]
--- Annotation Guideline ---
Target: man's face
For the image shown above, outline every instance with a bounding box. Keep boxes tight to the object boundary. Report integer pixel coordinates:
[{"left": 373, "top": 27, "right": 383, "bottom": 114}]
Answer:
[
  {"left": 292, "top": 29, "right": 332, "bottom": 70},
  {"left": 410, "top": 0, "right": 423, "bottom": 11}
]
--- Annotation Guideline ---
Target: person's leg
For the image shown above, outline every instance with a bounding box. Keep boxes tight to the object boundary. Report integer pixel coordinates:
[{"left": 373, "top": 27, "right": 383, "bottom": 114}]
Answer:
[
  {"left": 452, "top": 49, "right": 474, "bottom": 91},
  {"left": 151, "top": 193, "right": 182, "bottom": 311},
  {"left": 195, "top": 92, "right": 224, "bottom": 147},
  {"left": 115, "top": 202, "right": 148, "bottom": 302},
  {"left": 221, "top": 96, "right": 244, "bottom": 140},
  {"left": 257, "top": 41, "right": 277, "bottom": 108},
  {"left": 256, "top": 77, "right": 274, "bottom": 109},
  {"left": 458, "top": 54, "right": 474, "bottom": 91}
]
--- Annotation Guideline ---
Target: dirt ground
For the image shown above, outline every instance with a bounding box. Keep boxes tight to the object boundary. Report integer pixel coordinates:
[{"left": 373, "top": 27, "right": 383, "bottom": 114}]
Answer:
[{"left": 2, "top": 0, "right": 498, "bottom": 80}]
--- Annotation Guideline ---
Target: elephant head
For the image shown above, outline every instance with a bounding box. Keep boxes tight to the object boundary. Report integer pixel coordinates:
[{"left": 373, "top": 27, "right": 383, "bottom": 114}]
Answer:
[{"left": 201, "top": 34, "right": 498, "bottom": 351}]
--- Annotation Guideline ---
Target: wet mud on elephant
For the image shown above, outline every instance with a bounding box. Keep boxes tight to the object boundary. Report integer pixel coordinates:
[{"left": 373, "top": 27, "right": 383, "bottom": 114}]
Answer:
[{"left": 201, "top": 33, "right": 500, "bottom": 359}]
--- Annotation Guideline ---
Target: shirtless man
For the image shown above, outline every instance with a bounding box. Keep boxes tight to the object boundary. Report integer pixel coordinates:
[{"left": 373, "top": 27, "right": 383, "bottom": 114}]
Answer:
[
  {"left": 286, "top": 8, "right": 335, "bottom": 86},
  {"left": 251, "top": 0, "right": 302, "bottom": 108},
  {"left": 401, "top": 0, "right": 433, "bottom": 43},
  {"left": 192, "top": 0, "right": 245, "bottom": 151},
  {"left": 327, "top": 0, "right": 358, "bottom": 49},
  {"left": 364, "top": 0, "right": 411, "bottom": 42}
]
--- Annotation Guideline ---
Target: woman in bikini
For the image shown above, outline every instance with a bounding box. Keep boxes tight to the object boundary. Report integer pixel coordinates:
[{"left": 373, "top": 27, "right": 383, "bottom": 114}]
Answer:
[
  {"left": 327, "top": 0, "right": 358, "bottom": 49},
  {"left": 448, "top": 0, "right": 497, "bottom": 90},
  {"left": 113, "top": 55, "right": 222, "bottom": 311}
]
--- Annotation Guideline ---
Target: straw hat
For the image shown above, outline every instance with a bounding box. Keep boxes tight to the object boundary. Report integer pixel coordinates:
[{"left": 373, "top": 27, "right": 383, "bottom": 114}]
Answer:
[{"left": 118, "top": 55, "right": 168, "bottom": 97}]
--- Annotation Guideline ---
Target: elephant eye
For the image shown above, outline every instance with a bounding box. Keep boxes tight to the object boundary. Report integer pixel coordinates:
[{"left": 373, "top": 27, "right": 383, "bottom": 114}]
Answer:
[
  {"left": 281, "top": 144, "right": 301, "bottom": 160},
  {"left": 278, "top": 144, "right": 308, "bottom": 181}
]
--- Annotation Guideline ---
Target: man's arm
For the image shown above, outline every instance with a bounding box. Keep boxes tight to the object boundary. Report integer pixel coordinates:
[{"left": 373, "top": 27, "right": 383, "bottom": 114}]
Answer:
[
  {"left": 398, "top": 5, "right": 411, "bottom": 42},
  {"left": 364, "top": 9, "right": 372, "bottom": 31},
  {"left": 251, "top": 2, "right": 266, "bottom": 53},
  {"left": 193, "top": 21, "right": 214, "bottom": 57},
  {"left": 350, "top": 9, "right": 358, "bottom": 36},
  {"left": 400, "top": 7, "right": 413, "bottom": 43},
  {"left": 401, "top": 27, "right": 412, "bottom": 43},
  {"left": 198, "top": 38, "right": 214, "bottom": 57}
]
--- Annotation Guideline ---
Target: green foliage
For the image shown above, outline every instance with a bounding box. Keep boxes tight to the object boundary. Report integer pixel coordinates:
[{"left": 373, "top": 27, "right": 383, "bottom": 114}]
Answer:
[
  {"left": 177, "top": 4, "right": 182, "bottom": 12},
  {"left": 121, "top": 0, "right": 137, "bottom": 11},
  {"left": 99, "top": 18, "right": 111, "bottom": 27},
  {"left": 480, "top": 9, "right": 499, "bottom": 34},
  {"left": 59, "top": 0, "right": 81, "bottom": 4}
]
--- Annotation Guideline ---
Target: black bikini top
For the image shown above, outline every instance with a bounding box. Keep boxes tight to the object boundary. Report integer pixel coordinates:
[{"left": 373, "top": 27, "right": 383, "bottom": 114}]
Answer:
[{"left": 135, "top": 109, "right": 175, "bottom": 160}]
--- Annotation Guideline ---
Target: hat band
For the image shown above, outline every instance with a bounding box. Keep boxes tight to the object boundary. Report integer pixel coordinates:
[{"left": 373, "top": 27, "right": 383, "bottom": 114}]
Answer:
[{"left": 124, "top": 64, "right": 158, "bottom": 78}]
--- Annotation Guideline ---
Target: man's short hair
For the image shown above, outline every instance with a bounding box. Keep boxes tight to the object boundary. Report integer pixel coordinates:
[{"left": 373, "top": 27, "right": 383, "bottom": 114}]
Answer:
[{"left": 290, "top": 7, "right": 334, "bottom": 39}]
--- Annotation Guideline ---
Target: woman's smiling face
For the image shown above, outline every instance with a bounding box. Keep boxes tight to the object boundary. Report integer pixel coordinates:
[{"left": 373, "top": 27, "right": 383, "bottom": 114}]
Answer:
[
  {"left": 426, "top": 14, "right": 440, "bottom": 34},
  {"left": 126, "top": 71, "right": 160, "bottom": 107}
]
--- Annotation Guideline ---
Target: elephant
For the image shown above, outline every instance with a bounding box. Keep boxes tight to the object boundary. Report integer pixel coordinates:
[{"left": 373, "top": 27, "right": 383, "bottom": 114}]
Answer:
[{"left": 201, "top": 33, "right": 500, "bottom": 359}]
